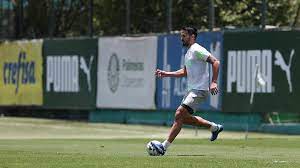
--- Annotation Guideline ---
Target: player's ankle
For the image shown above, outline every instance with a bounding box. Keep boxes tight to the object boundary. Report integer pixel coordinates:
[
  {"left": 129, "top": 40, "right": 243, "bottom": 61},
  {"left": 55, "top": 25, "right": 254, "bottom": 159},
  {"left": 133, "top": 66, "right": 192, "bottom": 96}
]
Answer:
[
  {"left": 162, "top": 140, "right": 171, "bottom": 150},
  {"left": 209, "top": 122, "right": 218, "bottom": 132}
]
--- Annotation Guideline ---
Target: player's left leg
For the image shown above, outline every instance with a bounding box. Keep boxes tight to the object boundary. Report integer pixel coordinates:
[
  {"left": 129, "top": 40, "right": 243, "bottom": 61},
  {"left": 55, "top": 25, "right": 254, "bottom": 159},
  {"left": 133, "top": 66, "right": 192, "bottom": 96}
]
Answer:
[
  {"left": 161, "top": 90, "right": 223, "bottom": 155},
  {"left": 182, "top": 115, "right": 223, "bottom": 141},
  {"left": 183, "top": 115, "right": 212, "bottom": 128},
  {"left": 180, "top": 89, "right": 223, "bottom": 141}
]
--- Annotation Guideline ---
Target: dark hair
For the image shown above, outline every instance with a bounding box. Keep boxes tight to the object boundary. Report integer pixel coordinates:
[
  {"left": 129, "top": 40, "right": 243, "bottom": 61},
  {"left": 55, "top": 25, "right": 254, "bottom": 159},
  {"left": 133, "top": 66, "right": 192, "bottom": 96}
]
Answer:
[{"left": 181, "top": 26, "right": 198, "bottom": 39}]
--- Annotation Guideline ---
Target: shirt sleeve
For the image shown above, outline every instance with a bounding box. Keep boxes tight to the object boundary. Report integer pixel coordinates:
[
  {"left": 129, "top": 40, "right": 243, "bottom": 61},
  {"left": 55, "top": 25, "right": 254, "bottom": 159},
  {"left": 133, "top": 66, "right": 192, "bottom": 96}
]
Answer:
[{"left": 194, "top": 47, "right": 211, "bottom": 62}]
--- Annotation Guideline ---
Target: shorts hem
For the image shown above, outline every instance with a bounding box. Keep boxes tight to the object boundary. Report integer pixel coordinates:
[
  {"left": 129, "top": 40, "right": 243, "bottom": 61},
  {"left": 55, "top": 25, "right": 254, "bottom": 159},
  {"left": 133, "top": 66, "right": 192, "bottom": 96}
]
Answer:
[{"left": 181, "top": 104, "right": 194, "bottom": 114}]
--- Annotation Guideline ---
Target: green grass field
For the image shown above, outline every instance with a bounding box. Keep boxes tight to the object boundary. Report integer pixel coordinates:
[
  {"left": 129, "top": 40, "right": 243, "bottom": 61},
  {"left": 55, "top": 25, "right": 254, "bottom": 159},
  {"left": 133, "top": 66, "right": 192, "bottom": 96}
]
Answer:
[{"left": 0, "top": 117, "right": 299, "bottom": 168}]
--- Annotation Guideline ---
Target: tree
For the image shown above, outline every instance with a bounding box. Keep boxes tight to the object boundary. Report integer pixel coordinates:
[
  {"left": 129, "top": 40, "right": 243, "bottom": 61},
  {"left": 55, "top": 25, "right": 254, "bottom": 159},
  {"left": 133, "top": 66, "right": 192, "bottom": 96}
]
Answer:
[
  {"left": 93, "top": 0, "right": 126, "bottom": 36},
  {"left": 18, "top": 0, "right": 89, "bottom": 38},
  {"left": 292, "top": 1, "right": 300, "bottom": 27},
  {"left": 214, "top": 0, "right": 299, "bottom": 28},
  {"left": 4, "top": 0, "right": 300, "bottom": 39}
]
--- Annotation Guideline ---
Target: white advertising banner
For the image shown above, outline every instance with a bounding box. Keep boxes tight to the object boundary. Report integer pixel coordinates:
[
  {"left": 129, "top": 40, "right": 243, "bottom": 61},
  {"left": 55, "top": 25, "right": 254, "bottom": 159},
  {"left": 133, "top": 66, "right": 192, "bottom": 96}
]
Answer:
[{"left": 97, "top": 36, "right": 157, "bottom": 109}]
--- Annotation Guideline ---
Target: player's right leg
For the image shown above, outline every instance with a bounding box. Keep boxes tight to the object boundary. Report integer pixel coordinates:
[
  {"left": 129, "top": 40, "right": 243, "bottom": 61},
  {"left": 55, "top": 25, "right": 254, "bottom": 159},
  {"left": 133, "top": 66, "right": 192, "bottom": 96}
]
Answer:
[
  {"left": 166, "top": 105, "right": 190, "bottom": 143},
  {"left": 160, "top": 105, "right": 191, "bottom": 154}
]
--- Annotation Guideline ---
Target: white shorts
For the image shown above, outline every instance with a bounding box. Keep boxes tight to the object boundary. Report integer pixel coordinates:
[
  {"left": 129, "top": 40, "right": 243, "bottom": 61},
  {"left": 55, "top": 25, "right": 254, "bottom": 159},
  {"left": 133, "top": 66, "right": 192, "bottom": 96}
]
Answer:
[{"left": 181, "top": 89, "right": 208, "bottom": 114}]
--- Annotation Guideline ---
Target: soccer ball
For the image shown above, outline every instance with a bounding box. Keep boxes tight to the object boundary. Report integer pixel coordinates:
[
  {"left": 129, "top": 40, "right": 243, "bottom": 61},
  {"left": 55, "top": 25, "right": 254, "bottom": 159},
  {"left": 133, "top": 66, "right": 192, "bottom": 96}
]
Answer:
[{"left": 146, "top": 140, "right": 165, "bottom": 156}]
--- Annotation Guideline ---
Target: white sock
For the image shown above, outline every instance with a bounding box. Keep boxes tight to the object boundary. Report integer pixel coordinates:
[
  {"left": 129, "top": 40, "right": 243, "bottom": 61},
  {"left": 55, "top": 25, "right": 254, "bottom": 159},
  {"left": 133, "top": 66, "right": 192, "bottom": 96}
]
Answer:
[
  {"left": 162, "top": 140, "right": 171, "bottom": 150},
  {"left": 209, "top": 122, "right": 218, "bottom": 132}
]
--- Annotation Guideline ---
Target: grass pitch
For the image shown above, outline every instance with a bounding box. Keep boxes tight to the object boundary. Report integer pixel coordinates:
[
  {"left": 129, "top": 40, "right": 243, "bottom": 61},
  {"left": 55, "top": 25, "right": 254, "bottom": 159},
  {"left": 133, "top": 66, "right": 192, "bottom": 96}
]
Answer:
[{"left": 0, "top": 117, "right": 299, "bottom": 168}]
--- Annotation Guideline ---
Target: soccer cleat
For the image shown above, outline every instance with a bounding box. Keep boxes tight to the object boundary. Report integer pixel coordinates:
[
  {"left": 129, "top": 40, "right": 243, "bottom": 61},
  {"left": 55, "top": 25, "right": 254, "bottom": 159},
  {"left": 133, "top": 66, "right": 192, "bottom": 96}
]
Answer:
[
  {"left": 151, "top": 142, "right": 166, "bottom": 156},
  {"left": 210, "top": 124, "right": 223, "bottom": 141}
]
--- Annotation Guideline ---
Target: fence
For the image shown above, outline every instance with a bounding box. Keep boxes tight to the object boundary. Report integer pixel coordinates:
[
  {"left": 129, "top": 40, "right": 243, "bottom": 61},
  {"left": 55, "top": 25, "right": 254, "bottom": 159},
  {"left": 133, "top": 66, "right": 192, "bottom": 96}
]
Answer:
[
  {"left": 1, "top": 0, "right": 292, "bottom": 40},
  {"left": 0, "top": 30, "right": 300, "bottom": 133}
]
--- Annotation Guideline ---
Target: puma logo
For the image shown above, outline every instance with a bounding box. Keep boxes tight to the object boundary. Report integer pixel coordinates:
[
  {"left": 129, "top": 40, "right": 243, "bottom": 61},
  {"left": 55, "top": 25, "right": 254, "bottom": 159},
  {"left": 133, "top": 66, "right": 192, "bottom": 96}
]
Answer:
[
  {"left": 80, "top": 56, "right": 94, "bottom": 92},
  {"left": 274, "top": 50, "right": 294, "bottom": 93}
]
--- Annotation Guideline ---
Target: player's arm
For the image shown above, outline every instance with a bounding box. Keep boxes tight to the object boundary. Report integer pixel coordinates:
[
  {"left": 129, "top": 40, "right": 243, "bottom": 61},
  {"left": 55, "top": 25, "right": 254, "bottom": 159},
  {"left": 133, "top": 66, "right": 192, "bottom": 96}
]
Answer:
[
  {"left": 207, "top": 55, "right": 220, "bottom": 83},
  {"left": 155, "top": 66, "right": 187, "bottom": 78},
  {"left": 206, "top": 55, "right": 220, "bottom": 95}
]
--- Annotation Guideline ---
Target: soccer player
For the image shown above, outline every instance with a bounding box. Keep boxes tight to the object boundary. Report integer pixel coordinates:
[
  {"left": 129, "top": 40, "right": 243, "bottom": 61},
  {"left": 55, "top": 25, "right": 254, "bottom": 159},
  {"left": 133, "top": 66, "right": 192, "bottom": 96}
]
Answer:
[{"left": 155, "top": 26, "right": 223, "bottom": 155}]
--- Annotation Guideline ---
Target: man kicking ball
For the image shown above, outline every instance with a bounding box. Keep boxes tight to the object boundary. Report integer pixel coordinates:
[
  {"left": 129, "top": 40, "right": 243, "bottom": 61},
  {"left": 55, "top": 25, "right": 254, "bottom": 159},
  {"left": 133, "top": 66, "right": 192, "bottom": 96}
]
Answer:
[{"left": 155, "top": 26, "right": 223, "bottom": 155}]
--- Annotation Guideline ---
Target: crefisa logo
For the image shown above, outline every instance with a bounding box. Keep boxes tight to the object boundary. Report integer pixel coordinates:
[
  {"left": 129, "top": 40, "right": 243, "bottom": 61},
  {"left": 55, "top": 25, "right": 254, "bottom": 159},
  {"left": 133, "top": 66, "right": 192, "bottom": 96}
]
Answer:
[
  {"left": 107, "top": 53, "right": 120, "bottom": 93},
  {"left": 3, "top": 51, "right": 36, "bottom": 94},
  {"left": 227, "top": 49, "right": 294, "bottom": 93}
]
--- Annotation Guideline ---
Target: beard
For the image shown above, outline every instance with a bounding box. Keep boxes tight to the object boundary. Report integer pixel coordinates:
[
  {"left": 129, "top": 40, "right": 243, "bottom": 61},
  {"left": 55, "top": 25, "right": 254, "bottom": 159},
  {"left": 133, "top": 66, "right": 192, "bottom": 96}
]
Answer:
[{"left": 182, "top": 41, "right": 188, "bottom": 47}]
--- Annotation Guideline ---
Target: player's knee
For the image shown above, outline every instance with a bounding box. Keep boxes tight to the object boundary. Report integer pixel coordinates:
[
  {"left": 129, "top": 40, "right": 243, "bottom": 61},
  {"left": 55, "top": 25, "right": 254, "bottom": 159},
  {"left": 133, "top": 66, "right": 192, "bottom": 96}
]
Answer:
[
  {"left": 182, "top": 116, "right": 195, "bottom": 125},
  {"left": 174, "top": 110, "right": 185, "bottom": 123}
]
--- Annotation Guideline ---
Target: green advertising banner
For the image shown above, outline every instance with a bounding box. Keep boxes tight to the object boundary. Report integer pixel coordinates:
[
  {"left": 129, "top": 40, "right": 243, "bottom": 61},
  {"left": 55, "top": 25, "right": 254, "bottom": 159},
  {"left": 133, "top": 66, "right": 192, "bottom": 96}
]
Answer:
[
  {"left": 223, "top": 31, "right": 300, "bottom": 113},
  {"left": 43, "top": 39, "right": 97, "bottom": 109}
]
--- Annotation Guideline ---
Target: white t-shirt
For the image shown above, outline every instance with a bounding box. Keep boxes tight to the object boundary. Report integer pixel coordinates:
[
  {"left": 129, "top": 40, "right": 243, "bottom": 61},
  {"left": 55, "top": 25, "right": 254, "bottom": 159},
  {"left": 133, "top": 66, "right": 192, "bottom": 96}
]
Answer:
[{"left": 185, "top": 43, "right": 210, "bottom": 91}]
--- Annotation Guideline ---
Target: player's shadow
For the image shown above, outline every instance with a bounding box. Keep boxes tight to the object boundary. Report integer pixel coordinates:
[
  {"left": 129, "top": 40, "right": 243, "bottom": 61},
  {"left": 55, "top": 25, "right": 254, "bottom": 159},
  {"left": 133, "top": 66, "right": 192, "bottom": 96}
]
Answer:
[{"left": 176, "top": 154, "right": 205, "bottom": 157}]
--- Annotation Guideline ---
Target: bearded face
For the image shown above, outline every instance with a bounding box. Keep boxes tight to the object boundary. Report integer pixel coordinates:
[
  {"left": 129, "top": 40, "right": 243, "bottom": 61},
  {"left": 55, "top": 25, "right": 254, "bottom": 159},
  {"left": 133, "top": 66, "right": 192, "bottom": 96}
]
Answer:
[{"left": 180, "top": 30, "right": 191, "bottom": 47}]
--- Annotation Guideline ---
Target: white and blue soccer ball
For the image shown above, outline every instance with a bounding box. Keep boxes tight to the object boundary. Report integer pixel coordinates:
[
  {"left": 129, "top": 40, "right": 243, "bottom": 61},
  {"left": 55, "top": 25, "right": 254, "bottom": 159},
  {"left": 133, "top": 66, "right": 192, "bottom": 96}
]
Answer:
[{"left": 146, "top": 140, "right": 165, "bottom": 156}]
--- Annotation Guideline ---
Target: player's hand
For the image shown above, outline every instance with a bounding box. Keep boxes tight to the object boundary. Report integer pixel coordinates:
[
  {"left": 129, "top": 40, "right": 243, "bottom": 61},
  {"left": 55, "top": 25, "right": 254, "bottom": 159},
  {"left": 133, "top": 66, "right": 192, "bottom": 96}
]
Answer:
[
  {"left": 155, "top": 69, "right": 168, "bottom": 78},
  {"left": 210, "top": 82, "right": 219, "bottom": 95}
]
